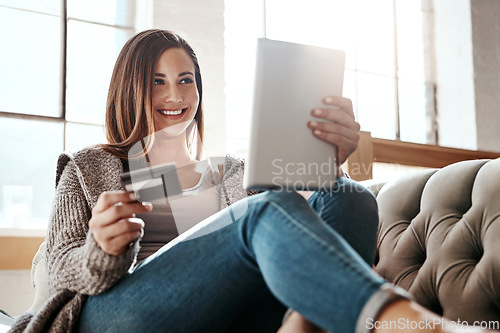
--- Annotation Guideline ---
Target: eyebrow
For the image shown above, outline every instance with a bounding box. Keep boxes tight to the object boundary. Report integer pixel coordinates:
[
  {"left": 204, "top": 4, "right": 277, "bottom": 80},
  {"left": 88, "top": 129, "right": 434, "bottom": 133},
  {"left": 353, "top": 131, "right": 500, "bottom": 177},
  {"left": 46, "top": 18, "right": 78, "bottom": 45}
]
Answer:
[{"left": 154, "top": 72, "right": 194, "bottom": 78}]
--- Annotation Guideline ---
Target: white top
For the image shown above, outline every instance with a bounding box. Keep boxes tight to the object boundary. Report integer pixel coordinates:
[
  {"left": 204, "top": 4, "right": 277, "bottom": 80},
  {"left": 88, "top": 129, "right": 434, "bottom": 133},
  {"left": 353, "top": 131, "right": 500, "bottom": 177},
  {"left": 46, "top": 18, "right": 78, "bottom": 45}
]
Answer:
[
  {"left": 136, "top": 160, "right": 221, "bottom": 262},
  {"left": 169, "top": 161, "right": 221, "bottom": 234}
]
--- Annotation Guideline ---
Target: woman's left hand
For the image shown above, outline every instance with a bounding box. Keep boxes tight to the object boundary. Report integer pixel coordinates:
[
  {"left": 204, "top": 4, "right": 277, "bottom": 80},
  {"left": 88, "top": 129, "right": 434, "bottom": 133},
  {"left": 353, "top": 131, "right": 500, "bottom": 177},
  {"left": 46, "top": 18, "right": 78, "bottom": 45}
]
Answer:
[{"left": 307, "top": 96, "right": 360, "bottom": 166}]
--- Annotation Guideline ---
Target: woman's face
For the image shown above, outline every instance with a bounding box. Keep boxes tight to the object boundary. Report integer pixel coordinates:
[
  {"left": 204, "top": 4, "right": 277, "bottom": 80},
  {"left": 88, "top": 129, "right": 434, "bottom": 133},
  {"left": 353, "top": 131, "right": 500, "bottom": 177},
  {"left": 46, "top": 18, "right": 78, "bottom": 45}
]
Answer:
[{"left": 151, "top": 47, "right": 199, "bottom": 136}]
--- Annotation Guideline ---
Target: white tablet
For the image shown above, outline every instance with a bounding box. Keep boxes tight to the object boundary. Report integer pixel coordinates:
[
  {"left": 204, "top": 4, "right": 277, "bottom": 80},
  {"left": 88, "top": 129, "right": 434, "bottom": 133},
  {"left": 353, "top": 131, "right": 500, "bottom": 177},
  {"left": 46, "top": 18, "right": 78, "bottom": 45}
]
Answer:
[{"left": 243, "top": 38, "right": 345, "bottom": 191}]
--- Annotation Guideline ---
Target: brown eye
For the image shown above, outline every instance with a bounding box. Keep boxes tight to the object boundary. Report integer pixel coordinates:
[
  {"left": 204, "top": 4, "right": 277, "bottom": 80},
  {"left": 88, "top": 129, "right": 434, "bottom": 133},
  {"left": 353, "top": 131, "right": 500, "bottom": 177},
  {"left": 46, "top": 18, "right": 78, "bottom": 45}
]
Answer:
[{"left": 180, "top": 78, "right": 193, "bottom": 84}]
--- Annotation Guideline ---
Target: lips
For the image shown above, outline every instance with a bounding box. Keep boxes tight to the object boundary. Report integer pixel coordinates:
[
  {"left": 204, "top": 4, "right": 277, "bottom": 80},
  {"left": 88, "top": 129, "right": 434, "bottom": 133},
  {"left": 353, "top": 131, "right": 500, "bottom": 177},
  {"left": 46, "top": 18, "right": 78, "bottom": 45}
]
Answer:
[{"left": 157, "top": 108, "right": 188, "bottom": 118}]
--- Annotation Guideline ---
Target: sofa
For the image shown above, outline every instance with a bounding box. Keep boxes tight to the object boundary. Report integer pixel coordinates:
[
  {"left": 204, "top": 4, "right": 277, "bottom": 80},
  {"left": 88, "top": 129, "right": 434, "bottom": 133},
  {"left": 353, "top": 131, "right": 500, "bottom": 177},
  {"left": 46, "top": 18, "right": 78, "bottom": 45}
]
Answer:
[
  {"left": 370, "top": 158, "right": 500, "bottom": 324},
  {"left": 3, "top": 158, "right": 500, "bottom": 329}
]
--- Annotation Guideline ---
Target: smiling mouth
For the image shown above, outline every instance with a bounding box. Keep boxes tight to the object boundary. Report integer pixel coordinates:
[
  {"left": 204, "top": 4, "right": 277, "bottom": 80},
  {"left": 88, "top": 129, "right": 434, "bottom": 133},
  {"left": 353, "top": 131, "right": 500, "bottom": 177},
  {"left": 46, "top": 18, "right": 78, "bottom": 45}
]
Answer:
[{"left": 158, "top": 108, "right": 187, "bottom": 116}]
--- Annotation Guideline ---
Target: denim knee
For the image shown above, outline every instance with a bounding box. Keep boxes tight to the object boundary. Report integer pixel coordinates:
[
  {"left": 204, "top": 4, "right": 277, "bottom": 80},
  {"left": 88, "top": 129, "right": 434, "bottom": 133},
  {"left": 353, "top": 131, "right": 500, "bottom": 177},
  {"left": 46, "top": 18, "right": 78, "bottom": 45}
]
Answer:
[
  {"left": 266, "top": 189, "right": 305, "bottom": 202},
  {"left": 240, "top": 190, "right": 326, "bottom": 234},
  {"left": 322, "top": 178, "right": 378, "bottom": 219},
  {"left": 247, "top": 189, "right": 306, "bottom": 209},
  {"left": 338, "top": 177, "right": 376, "bottom": 199},
  {"left": 310, "top": 178, "right": 379, "bottom": 265}
]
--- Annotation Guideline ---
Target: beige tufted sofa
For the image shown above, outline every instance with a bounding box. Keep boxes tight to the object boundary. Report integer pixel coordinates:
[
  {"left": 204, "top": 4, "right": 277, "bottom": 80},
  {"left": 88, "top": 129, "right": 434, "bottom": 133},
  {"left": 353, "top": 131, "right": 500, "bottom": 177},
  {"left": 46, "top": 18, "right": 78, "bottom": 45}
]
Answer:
[
  {"left": 7, "top": 158, "right": 500, "bottom": 329},
  {"left": 370, "top": 158, "right": 500, "bottom": 323}
]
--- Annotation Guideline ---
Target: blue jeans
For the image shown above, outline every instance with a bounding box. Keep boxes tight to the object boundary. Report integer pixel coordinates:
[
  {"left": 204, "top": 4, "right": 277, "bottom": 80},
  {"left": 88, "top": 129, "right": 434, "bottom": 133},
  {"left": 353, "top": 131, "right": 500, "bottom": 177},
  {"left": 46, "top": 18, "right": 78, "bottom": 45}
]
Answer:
[{"left": 78, "top": 178, "right": 385, "bottom": 332}]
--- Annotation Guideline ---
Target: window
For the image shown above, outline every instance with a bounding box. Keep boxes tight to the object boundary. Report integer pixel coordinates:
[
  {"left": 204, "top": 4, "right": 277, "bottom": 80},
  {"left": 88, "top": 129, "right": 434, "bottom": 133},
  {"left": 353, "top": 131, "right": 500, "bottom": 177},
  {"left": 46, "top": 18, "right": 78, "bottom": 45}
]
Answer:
[
  {"left": 0, "top": 0, "right": 135, "bottom": 229},
  {"left": 225, "top": 0, "right": 436, "bottom": 154}
]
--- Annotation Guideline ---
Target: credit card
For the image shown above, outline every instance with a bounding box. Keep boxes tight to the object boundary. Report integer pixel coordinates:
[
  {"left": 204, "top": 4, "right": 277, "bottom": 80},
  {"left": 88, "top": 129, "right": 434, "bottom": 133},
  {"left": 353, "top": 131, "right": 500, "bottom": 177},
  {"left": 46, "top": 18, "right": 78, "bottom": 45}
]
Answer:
[{"left": 120, "top": 162, "right": 182, "bottom": 202}]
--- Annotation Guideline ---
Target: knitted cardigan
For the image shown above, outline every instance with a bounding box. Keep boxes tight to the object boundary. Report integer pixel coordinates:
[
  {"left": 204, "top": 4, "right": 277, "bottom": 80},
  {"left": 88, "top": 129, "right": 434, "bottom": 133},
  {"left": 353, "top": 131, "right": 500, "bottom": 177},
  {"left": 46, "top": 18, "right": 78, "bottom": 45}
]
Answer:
[{"left": 9, "top": 147, "right": 251, "bottom": 333}]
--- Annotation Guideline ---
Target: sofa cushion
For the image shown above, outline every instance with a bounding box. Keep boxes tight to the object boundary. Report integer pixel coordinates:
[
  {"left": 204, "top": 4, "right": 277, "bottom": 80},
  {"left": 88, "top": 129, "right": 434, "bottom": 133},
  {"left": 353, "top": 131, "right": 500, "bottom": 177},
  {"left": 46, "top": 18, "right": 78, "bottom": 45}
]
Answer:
[{"left": 374, "top": 158, "right": 500, "bottom": 322}]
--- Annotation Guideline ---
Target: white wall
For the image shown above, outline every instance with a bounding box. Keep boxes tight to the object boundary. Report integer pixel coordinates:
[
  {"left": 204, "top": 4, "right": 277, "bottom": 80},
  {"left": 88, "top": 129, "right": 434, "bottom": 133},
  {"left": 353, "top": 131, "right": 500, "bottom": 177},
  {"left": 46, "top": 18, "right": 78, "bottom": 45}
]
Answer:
[
  {"left": 434, "top": 0, "right": 500, "bottom": 152},
  {"left": 224, "top": 0, "right": 265, "bottom": 156},
  {"left": 471, "top": 0, "right": 500, "bottom": 152},
  {"left": 434, "top": 0, "right": 477, "bottom": 150}
]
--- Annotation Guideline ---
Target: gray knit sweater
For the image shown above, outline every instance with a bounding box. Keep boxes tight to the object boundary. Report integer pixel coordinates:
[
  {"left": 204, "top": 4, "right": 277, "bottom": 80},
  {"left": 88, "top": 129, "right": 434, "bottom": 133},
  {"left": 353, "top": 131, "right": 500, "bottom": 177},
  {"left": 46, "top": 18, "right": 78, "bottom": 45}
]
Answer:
[{"left": 9, "top": 147, "right": 251, "bottom": 333}]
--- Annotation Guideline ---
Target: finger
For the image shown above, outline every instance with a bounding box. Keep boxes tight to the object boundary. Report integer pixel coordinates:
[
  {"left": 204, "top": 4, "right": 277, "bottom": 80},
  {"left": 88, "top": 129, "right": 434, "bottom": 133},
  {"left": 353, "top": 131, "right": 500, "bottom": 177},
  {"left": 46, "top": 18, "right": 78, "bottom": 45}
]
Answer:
[
  {"left": 323, "top": 96, "right": 354, "bottom": 118},
  {"left": 96, "top": 201, "right": 153, "bottom": 228},
  {"left": 99, "top": 217, "right": 144, "bottom": 241},
  {"left": 93, "top": 191, "right": 137, "bottom": 214},
  {"left": 100, "top": 229, "right": 143, "bottom": 256},
  {"left": 94, "top": 218, "right": 145, "bottom": 255},
  {"left": 312, "top": 129, "right": 359, "bottom": 151},
  {"left": 307, "top": 120, "right": 360, "bottom": 141},
  {"left": 310, "top": 108, "right": 359, "bottom": 130},
  {"left": 312, "top": 129, "right": 359, "bottom": 162},
  {"left": 309, "top": 110, "right": 361, "bottom": 132}
]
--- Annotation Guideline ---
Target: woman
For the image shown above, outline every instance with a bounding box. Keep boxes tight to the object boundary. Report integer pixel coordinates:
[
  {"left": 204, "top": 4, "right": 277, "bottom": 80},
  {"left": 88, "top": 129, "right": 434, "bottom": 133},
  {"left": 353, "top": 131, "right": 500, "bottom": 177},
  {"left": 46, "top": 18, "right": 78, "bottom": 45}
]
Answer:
[{"left": 10, "top": 29, "right": 493, "bottom": 333}]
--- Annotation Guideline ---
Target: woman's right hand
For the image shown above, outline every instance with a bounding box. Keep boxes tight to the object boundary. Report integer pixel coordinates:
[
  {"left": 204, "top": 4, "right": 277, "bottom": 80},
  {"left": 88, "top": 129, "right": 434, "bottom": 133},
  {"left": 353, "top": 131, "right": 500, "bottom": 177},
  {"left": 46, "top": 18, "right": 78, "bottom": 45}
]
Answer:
[{"left": 89, "top": 191, "right": 152, "bottom": 256}]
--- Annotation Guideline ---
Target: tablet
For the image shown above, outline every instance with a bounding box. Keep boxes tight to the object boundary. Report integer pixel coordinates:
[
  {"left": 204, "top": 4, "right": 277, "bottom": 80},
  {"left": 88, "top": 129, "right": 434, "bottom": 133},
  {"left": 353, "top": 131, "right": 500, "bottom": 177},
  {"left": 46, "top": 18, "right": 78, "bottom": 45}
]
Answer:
[{"left": 243, "top": 38, "right": 345, "bottom": 191}]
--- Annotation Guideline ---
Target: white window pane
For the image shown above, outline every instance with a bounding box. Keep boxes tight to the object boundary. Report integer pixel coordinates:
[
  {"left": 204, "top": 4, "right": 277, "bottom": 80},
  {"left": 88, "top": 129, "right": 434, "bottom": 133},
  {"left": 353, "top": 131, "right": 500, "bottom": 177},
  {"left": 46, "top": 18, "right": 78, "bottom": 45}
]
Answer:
[
  {"left": 0, "top": 0, "right": 60, "bottom": 15},
  {"left": 396, "top": 0, "right": 425, "bottom": 82},
  {"left": 0, "top": 118, "right": 63, "bottom": 229},
  {"left": 398, "top": 80, "right": 428, "bottom": 143},
  {"left": 224, "top": 0, "right": 264, "bottom": 155},
  {"left": 0, "top": 8, "right": 61, "bottom": 117},
  {"left": 67, "top": 0, "right": 134, "bottom": 26},
  {"left": 265, "top": 0, "right": 358, "bottom": 69},
  {"left": 66, "top": 21, "right": 132, "bottom": 124},
  {"left": 65, "top": 123, "right": 106, "bottom": 152},
  {"left": 355, "top": 0, "right": 395, "bottom": 76},
  {"left": 356, "top": 72, "right": 396, "bottom": 139}
]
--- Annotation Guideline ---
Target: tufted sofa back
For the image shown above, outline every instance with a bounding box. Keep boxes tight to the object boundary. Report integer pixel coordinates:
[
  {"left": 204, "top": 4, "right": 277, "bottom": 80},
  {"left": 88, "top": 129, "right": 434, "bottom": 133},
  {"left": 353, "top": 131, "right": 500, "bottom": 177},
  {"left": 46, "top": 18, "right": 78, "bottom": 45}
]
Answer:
[{"left": 373, "top": 158, "right": 500, "bottom": 322}]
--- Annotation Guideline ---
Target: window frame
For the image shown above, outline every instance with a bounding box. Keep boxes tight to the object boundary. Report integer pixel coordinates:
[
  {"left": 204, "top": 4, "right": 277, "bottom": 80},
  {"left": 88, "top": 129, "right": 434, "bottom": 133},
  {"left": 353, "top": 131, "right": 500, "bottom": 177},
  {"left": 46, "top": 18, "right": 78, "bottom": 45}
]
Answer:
[
  {"left": 0, "top": 1, "right": 136, "bottom": 231},
  {"left": 0, "top": 1, "right": 136, "bottom": 147},
  {"left": 260, "top": 0, "right": 438, "bottom": 144}
]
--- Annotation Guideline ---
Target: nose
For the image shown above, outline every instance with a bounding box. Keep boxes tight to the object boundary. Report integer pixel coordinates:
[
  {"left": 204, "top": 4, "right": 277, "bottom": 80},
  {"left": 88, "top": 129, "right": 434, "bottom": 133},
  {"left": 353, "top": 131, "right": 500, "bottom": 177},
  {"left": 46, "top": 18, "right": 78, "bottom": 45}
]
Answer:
[{"left": 164, "top": 85, "right": 184, "bottom": 103}]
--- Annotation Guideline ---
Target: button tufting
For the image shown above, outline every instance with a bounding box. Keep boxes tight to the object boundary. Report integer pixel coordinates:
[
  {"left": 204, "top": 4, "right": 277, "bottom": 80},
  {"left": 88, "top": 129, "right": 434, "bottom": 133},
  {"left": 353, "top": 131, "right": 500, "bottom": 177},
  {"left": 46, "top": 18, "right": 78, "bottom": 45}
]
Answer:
[{"left": 373, "top": 159, "right": 500, "bottom": 322}]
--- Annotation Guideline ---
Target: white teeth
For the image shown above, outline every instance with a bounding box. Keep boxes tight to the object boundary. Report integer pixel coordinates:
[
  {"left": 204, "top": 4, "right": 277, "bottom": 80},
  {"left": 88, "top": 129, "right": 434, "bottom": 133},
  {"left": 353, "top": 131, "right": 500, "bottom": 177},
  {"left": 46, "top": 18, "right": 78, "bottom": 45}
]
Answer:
[{"left": 160, "top": 109, "right": 183, "bottom": 115}]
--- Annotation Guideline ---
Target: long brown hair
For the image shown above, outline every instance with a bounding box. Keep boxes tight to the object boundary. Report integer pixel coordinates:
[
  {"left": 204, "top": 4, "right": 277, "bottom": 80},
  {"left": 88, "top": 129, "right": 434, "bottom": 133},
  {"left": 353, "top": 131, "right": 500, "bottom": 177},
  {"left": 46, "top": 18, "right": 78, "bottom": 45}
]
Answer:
[{"left": 101, "top": 29, "right": 204, "bottom": 160}]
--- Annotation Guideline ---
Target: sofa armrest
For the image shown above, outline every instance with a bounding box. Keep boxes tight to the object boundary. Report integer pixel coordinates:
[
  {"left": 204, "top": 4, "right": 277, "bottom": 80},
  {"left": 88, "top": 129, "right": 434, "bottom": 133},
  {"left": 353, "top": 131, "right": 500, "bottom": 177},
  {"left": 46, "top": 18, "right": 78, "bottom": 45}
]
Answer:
[
  {"left": 0, "top": 309, "right": 14, "bottom": 330},
  {"left": 27, "top": 242, "right": 49, "bottom": 313},
  {"left": 360, "top": 179, "right": 387, "bottom": 198}
]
